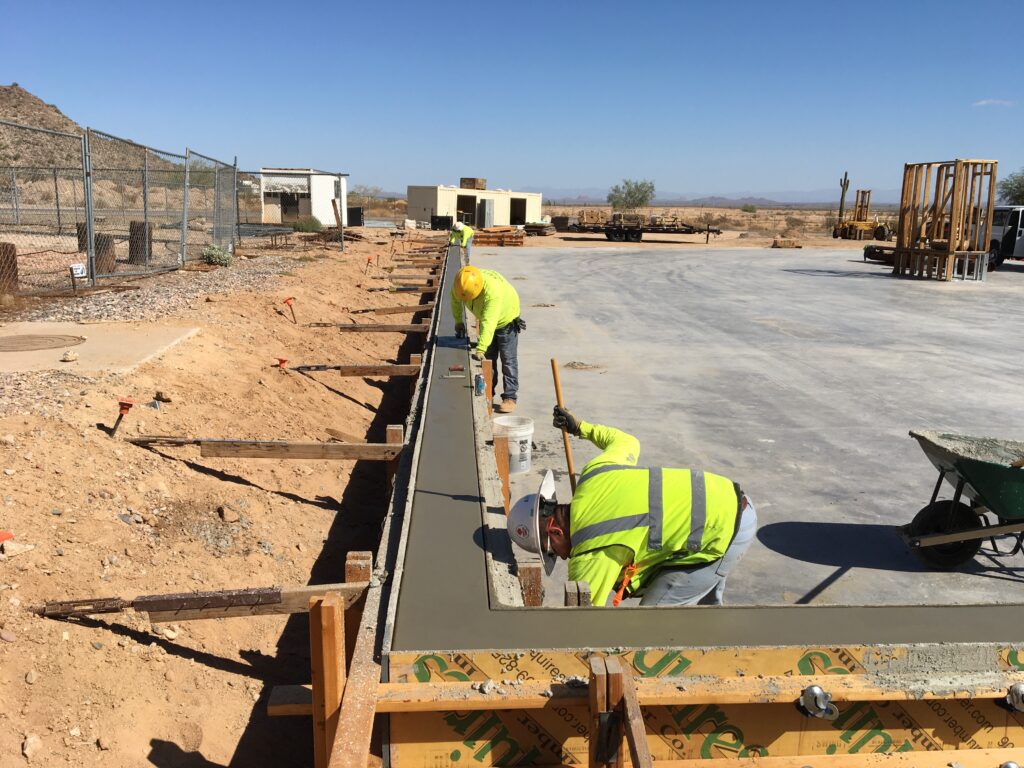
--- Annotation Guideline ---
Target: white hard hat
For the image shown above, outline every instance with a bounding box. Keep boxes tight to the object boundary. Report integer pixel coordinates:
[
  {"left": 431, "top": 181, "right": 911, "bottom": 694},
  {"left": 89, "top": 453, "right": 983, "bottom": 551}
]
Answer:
[
  {"left": 507, "top": 470, "right": 558, "bottom": 574},
  {"left": 453, "top": 222, "right": 464, "bottom": 231}
]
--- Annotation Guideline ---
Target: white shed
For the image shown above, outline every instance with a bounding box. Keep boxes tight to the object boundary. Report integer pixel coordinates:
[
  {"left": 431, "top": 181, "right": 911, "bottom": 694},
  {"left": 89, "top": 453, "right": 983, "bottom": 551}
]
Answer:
[
  {"left": 260, "top": 168, "right": 348, "bottom": 227},
  {"left": 406, "top": 185, "right": 542, "bottom": 227}
]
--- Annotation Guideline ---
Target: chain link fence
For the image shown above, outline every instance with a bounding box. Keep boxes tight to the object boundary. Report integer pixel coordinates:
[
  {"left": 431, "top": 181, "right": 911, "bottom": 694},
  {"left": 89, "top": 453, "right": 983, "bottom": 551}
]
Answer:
[
  {"left": 0, "top": 120, "right": 90, "bottom": 294},
  {"left": 0, "top": 119, "right": 237, "bottom": 296}
]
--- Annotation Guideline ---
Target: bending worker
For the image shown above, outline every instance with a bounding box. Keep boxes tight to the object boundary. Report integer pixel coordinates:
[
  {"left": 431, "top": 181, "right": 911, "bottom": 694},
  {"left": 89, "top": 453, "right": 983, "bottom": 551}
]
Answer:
[
  {"left": 452, "top": 265, "right": 523, "bottom": 414},
  {"left": 507, "top": 407, "right": 756, "bottom": 606},
  {"left": 450, "top": 222, "right": 474, "bottom": 257}
]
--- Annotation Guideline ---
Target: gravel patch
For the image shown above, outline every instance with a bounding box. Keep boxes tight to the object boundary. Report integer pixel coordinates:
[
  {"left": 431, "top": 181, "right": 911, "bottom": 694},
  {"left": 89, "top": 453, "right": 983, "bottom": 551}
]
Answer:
[{"left": 9, "top": 254, "right": 297, "bottom": 324}]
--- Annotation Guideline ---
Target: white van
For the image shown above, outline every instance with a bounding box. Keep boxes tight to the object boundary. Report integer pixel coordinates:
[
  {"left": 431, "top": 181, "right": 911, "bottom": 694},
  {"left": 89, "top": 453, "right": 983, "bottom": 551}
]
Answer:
[{"left": 990, "top": 205, "right": 1024, "bottom": 267}]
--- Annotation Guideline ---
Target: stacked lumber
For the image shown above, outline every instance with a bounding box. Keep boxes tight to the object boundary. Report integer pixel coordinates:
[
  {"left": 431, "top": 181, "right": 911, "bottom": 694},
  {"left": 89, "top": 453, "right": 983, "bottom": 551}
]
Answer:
[
  {"left": 524, "top": 223, "right": 557, "bottom": 236},
  {"left": 771, "top": 237, "right": 802, "bottom": 249},
  {"left": 473, "top": 227, "right": 524, "bottom": 247}
]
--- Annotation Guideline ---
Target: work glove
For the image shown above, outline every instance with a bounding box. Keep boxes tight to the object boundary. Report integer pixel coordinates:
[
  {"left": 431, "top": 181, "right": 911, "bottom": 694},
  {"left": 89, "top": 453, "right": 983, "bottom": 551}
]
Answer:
[
  {"left": 471, "top": 349, "right": 485, "bottom": 362},
  {"left": 552, "top": 406, "right": 581, "bottom": 436},
  {"left": 454, "top": 323, "right": 466, "bottom": 339}
]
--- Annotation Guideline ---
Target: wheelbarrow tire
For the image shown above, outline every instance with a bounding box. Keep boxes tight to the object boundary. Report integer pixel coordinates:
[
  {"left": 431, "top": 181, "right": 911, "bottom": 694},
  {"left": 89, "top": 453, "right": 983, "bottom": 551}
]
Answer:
[{"left": 908, "top": 500, "right": 982, "bottom": 570}]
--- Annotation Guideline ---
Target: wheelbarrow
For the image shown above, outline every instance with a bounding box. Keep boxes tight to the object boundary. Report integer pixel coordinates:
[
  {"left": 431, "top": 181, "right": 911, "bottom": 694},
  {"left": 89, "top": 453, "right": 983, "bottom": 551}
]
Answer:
[{"left": 902, "top": 430, "right": 1024, "bottom": 570}]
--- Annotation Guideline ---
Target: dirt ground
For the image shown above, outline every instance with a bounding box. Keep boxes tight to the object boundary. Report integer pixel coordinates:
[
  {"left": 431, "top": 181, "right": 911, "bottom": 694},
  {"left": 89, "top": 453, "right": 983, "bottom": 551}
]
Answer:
[
  {"left": 0, "top": 228, "right": 443, "bottom": 766},
  {"left": 534, "top": 204, "right": 892, "bottom": 249}
]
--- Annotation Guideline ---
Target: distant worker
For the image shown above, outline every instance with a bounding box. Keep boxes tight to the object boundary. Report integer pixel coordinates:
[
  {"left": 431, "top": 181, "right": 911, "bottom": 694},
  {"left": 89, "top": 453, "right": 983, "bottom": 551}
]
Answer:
[
  {"left": 507, "top": 407, "right": 756, "bottom": 606},
  {"left": 452, "top": 265, "right": 524, "bottom": 414},
  {"left": 450, "top": 222, "right": 474, "bottom": 258}
]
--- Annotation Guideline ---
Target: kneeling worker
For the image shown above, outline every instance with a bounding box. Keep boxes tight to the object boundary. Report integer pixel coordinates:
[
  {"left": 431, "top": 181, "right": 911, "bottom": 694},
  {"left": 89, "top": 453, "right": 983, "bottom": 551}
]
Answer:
[
  {"left": 452, "top": 265, "right": 524, "bottom": 413},
  {"left": 507, "top": 407, "right": 756, "bottom": 606},
  {"left": 450, "top": 222, "right": 474, "bottom": 257}
]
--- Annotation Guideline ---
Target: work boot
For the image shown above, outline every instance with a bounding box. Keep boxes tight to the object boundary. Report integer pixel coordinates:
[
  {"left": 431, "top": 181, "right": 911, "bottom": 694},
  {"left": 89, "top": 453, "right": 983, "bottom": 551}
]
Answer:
[{"left": 496, "top": 399, "right": 517, "bottom": 414}]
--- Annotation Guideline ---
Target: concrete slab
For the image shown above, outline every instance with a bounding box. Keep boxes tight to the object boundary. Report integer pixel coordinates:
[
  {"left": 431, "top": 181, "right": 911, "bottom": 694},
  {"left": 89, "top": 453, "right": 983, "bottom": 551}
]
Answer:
[
  {"left": 476, "top": 247, "right": 1024, "bottom": 607},
  {"left": 0, "top": 321, "right": 199, "bottom": 374}
]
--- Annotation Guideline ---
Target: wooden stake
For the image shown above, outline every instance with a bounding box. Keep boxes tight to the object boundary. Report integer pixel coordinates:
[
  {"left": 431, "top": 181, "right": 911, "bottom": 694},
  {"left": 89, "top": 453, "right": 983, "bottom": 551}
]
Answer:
[
  {"left": 385, "top": 424, "right": 404, "bottom": 491},
  {"left": 481, "top": 359, "right": 493, "bottom": 414},
  {"left": 344, "top": 552, "right": 372, "bottom": 673},
  {"left": 588, "top": 656, "right": 609, "bottom": 768},
  {"left": 309, "top": 593, "right": 345, "bottom": 768},
  {"left": 606, "top": 657, "right": 651, "bottom": 768},
  {"left": 493, "top": 434, "right": 510, "bottom": 513},
  {"left": 551, "top": 358, "right": 577, "bottom": 493}
]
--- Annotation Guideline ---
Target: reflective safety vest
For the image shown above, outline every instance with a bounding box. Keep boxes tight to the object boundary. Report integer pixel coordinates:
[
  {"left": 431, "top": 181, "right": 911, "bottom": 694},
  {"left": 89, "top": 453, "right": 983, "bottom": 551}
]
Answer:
[{"left": 569, "top": 464, "right": 739, "bottom": 596}]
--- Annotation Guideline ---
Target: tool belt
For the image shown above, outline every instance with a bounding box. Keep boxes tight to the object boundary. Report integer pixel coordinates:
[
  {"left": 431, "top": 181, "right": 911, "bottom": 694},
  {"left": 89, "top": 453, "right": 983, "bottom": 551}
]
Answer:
[{"left": 512, "top": 316, "right": 526, "bottom": 332}]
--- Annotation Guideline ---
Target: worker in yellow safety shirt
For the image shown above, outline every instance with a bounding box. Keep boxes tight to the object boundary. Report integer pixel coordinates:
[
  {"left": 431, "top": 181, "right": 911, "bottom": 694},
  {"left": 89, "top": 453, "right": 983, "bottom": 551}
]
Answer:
[
  {"left": 506, "top": 407, "right": 757, "bottom": 606},
  {"left": 450, "top": 222, "right": 474, "bottom": 257},
  {"left": 451, "top": 264, "right": 524, "bottom": 414}
]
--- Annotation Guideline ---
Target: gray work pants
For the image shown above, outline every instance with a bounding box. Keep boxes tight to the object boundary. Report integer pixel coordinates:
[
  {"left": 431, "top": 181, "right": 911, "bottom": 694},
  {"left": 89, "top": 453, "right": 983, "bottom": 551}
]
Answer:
[{"left": 639, "top": 499, "right": 757, "bottom": 606}]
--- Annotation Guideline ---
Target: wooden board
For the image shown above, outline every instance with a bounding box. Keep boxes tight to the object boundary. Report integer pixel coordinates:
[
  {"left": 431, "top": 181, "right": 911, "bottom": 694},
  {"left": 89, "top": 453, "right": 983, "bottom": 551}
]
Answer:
[
  {"left": 296, "top": 364, "right": 421, "bottom": 377},
  {"left": 146, "top": 582, "right": 366, "bottom": 622},
  {"left": 334, "top": 324, "right": 430, "bottom": 333},
  {"left": 199, "top": 441, "right": 402, "bottom": 460}
]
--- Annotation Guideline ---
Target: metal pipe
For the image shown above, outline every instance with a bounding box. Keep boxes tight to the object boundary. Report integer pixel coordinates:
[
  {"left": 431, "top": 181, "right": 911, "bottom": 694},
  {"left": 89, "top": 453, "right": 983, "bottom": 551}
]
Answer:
[
  {"left": 82, "top": 131, "right": 97, "bottom": 287},
  {"left": 180, "top": 149, "right": 190, "bottom": 265}
]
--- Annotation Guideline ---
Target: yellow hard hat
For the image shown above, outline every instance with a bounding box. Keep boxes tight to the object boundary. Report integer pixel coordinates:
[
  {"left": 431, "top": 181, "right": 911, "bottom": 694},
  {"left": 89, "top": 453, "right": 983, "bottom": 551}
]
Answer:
[{"left": 454, "top": 265, "right": 484, "bottom": 301}]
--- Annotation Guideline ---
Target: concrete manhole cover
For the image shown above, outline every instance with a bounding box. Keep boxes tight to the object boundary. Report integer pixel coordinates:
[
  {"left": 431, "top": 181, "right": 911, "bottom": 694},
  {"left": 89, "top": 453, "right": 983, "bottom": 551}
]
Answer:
[{"left": 0, "top": 334, "right": 86, "bottom": 352}]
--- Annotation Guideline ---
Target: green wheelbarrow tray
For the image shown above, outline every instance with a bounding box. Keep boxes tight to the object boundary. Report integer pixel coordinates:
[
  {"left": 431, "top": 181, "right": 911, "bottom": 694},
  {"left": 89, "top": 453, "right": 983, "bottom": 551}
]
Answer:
[
  {"left": 904, "top": 431, "right": 1024, "bottom": 567},
  {"left": 955, "top": 458, "right": 1024, "bottom": 521}
]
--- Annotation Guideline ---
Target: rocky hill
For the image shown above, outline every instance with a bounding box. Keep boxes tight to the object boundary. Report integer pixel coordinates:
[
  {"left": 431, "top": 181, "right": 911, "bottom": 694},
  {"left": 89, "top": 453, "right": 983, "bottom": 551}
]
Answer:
[{"left": 0, "top": 83, "right": 84, "bottom": 167}]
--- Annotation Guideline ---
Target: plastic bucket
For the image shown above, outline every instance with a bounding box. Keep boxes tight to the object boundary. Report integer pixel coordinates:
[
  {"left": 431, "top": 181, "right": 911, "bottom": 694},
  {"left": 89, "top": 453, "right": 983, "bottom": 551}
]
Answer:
[{"left": 493, "top": 416, "right": 534, "bottom": 475}]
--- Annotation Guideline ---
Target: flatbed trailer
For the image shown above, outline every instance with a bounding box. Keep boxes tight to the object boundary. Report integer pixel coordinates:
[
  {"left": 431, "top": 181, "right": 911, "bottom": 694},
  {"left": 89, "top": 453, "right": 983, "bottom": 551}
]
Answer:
[{"left": 569, "top": 221, "right": 722, "bottom": 242}]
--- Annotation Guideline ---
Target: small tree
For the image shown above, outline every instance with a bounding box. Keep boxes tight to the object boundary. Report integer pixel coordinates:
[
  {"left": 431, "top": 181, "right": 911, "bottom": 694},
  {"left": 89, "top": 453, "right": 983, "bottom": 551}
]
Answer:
[
  {"left": 998, "top": 169, "right": 1024, "bottom": 205},
  {"left": 740, "top": 204, "right": 757, "bottom": 214},
  {"left": 350, "top": 184, "right": 383, "bottom": 207},
  {"left": 607, "top": 179, "right": 655, "bottom": 211}
]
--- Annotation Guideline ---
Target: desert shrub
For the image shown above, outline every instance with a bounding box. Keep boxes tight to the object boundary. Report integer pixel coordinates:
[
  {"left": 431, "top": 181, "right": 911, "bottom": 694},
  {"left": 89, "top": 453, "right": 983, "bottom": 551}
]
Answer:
[
  {"left": 292, "top": 215, "right": 323, "bottom": 232},
  {"left": 784, "top": 216, "right": 806, "bottom": 231},
  {"left": 740, "top": 204, "right": 757, "bottom": 214},
  {"left": 202, "top": 244, "right": 232, "bottom": 267}
]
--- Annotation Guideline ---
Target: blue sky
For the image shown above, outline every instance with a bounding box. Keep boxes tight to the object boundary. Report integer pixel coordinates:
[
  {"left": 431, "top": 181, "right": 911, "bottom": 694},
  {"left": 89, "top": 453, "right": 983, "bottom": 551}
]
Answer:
[{"left": 1, "top": 0, "right": 1019, "bottom": 201}]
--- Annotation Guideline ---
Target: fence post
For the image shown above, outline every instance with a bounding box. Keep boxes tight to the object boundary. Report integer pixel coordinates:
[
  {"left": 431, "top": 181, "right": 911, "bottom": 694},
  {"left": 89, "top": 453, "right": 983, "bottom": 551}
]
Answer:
[
  {"left": 339, "top": 175, "right": 345, "bottom": 253},
  {"left": 143, "top": 151, "right": 150, "bottom": 265},
  {"left": 213, "top": 166, "right": 220, "bottom": 248},
  {"left": 180, "top": 149, "right": 190, "bottom": 266},
  {"left": 82, "top": 131, "right": 97, "bottom": 287},
  {"left": 53, "top": 168, "right": 62, "bottom": 234},
  {"left": 11, "top": 169, "right": 19, "bottom": 226},
  {"left": 233, "top": 157, "right": 239, "bottom": 251}
]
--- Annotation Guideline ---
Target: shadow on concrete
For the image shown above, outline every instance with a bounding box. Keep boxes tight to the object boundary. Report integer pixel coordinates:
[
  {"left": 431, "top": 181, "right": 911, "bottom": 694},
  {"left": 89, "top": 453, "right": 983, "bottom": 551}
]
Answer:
[
  {"left": 760, "top": 521, "right": 1024, "bottom": 604},
  {"left": 759, "top": 521, "right": 926, "bottom": 571},
  {"left": 782, "top": 267, "right": 891, "bottom": 279},
  {"left": 148, "top": 739, "right": 223, "bottom": 767}
]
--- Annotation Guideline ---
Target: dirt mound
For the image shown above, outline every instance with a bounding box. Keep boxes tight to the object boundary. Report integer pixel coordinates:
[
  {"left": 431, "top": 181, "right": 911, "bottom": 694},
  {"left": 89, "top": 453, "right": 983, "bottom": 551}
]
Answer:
[{"left": 0, "top": 83, "right": 85, "bottom": 167}]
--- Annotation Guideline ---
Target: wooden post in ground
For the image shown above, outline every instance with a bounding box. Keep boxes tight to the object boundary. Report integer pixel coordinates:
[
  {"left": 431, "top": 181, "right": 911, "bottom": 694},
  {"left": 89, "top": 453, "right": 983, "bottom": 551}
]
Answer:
[
  {"left": 604, "top": 658, "right": 626, "bottom": 768},
  {"left": 128, "top": 221, "right": 152, "bottom": 266},
  {"left": 76, "top": 222, "right": 89, "bottom": 253},
  {"left": 94, "top": 233, "right": 116, "bottom": 276},
  {"left": 344, "top": 552, "right": 372, "bottom": 673},
  {"left": 481, "top": 359, "right": 493, "bottom": 415},
  {"left": 0, "top": 242, "right": 17, "bottom": 294},
  {"left": 493, "top": 434, "right": 510, "bottom": 513},
  {"left": 385, "top": 425, "right": 404, "bottom": 491},
  {"left": 589, "top": 657, "right": 609, "bottom": 768},
  {"left": 309, "top": 593, "right": 345, "bottom": 768}
]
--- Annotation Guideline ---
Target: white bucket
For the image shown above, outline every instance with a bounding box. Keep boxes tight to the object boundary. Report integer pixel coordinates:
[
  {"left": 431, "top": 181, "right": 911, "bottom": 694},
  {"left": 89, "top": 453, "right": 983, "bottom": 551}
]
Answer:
[{"left": 493, "top": 416, "right": 534, "bottom": 475}]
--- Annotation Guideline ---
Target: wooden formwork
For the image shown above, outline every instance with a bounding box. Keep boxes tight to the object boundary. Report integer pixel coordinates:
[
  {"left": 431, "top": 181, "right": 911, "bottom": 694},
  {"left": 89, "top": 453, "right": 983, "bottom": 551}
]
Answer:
[{"left": 888, "top": 159, "right": 997, "bottom": 281}]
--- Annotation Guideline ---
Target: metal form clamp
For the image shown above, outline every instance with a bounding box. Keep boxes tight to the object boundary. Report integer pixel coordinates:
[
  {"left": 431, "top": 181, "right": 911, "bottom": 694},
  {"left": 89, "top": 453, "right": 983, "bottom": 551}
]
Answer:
[{"left": 797, "top": 685, "right": 839, "bottom": 720}]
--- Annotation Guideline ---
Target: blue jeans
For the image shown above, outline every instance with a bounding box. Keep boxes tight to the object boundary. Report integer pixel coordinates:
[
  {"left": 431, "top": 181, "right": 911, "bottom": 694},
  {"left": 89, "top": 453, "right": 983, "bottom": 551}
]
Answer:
[
  {"left": 639, "top": 499, "right": 757, "bottom": 606},
  {"left": 485, "top": 322, "right": 519, "bottom": 402}
]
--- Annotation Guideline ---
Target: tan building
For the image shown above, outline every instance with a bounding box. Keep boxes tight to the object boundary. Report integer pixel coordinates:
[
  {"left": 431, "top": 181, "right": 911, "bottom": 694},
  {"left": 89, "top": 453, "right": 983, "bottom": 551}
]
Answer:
[
  {"left": 260, "top": 168, "right": 348, "bottom": 226},
  {"left": 406, "top": 184, "right": 542, "bottom": 227}
]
